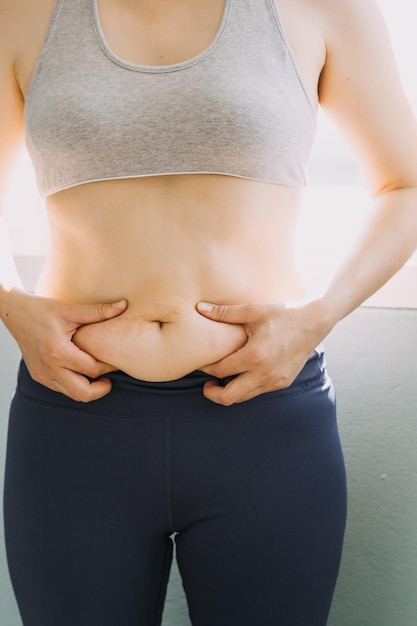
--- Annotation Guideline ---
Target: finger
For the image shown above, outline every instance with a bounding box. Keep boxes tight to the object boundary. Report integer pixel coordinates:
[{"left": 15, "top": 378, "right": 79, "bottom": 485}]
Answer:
[
  {"left": 64, "top": 342, "right": 116, "bottom": 379},
  {"left": 53, "top": 368, "right": 113, "bottom": 403},
  {"left": 202, "top": 372, "right": 263, "bottom": 406},
  {"left": 201, "top": 348, "right": 249, "bottom": 379},
  {"left": 65, "top": 299, "right": 128, "bottom": 326},
  {"left": 196, "top": 301, "right": 264, "bottom": 325}
]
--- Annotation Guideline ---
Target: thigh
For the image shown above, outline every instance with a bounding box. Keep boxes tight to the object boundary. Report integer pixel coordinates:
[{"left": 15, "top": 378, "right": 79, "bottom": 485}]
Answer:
[
  {"left": 3, "top": 368, "right": 173, "bottom": 626},
  {"left": 174, "top": 362, "right": 347, "bottom": 626}
]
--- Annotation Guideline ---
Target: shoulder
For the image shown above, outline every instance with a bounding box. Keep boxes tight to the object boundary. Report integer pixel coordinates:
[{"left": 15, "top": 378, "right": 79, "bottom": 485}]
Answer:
[
  {"left": 299, "top": 0, "right": 385, "bottom": 25},
  {"left": 316, "top": 0, "right": 397, "bottom": 97},
  {"left": 0, "top": 0, "right": 57, "bottom": 58},
  {"left": 278, "top": 0, "right": 389, "bottom": 45},
  {"left": 314, "top": 0, "right": 391, "bottom": 54},
  {"left": 0, "top": 0, "right": 57, "bottom": 95}
]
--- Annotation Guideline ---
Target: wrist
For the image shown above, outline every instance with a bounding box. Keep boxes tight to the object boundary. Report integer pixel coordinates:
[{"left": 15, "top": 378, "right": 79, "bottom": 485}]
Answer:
[
  {"left": 0, "top": 284, "right": 14, "bottom": 324},
  {"left": 0, "top": 285, "right": 30, "bottom": 327},
  {"left": 295, "top": 294, "right": 339, "bottom": 343},
  {"left": 309, "top": 288, "right": 347, "bottom": 338}
]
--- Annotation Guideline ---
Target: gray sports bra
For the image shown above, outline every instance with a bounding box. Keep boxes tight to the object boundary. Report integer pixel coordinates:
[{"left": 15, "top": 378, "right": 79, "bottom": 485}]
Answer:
[{"left": 24, "top": 0, "right": 317, "bottom": 197}]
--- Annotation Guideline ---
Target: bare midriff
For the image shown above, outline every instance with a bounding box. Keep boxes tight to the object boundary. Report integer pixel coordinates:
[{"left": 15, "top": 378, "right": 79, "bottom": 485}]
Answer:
[{"left": 36, "top": 174, "right": 306, "bottom": 381}]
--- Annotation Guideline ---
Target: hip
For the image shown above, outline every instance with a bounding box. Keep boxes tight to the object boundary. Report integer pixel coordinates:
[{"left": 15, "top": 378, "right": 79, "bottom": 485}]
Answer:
[{"left": 13, "top": 345, "right": 331, "bottom": 420}]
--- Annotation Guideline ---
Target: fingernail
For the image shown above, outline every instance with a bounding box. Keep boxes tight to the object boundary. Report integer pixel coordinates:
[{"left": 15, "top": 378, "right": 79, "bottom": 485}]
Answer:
[
  {"left": 197, "top": 302, "right": 214, "bottom": 313},
  {"left": 112, "top": 299, "right": 127, "bottom": 309}
]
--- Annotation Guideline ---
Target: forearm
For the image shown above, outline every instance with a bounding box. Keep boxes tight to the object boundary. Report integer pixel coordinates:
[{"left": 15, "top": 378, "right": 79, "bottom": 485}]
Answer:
[{"left": 318, "top": 186, "right": 417, "bottom": 331}]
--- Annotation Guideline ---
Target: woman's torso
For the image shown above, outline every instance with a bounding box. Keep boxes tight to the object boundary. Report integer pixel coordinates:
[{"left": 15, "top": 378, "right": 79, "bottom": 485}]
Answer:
[{"left": 12, "top": 0, "right": 326, "bottom": 381}]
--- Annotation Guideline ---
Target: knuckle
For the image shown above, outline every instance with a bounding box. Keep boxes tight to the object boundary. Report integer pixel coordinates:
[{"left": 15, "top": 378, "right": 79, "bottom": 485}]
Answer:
[
  {"left": 88, "top": 362, "right": 102, "bottom": 380},
  {"left": 275, "top": 372, "right": 292, "bottom": 390},
  {"left": 258, "top": 368, "right": 272, "bottom": 386},
  {"left": 220, "top": 390, "right": 235, "bottom": 406},
  {"left": 28, "top": 366, "right": 61, "bottom": 394},
  {"left": 216, "top": 305, "right": 229, "bottom": 323},
  {"left": 95, "top": 303, "right": 107, "bottom": 320},
  {"left": 44, "top": 341, "right": 64, "bottom": 361},
  {"left": 49, "top": 349, "right": 64, "bottom": 362},
  {"left": 76, "top": 388, "right": 94, "bottom": 403},
  {"left": 251, "top": 347, "right": 268, "bottom": 365},
  {"left": 209, "top": 364, "right": 222, "bottom": 379}
]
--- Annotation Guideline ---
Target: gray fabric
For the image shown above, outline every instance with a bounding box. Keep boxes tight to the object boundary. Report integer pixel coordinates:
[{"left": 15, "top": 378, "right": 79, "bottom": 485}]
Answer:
[{"left": 24, "top": 0, "right": 317, "bottom": 198}]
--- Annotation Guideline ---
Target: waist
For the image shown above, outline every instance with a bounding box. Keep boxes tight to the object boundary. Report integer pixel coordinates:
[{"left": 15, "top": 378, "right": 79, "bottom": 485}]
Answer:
[
  {"left": 71, "top": 302, "right": 248, "bottom": 382},
  {"left": 37, "top": 260, "right": 306, "bottom": 382},
  {"left": 37, "top": 175, "right": 307, "bottom": 380},
  {"left": 16, "top": 347, "right": 327, "bottom": 416},
  {"left": 40, "top": 174, "right": 304, "bottom": 304}
]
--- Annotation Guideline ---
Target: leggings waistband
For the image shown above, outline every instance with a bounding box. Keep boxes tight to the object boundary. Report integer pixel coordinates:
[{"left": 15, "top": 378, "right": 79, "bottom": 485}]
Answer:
[{"left": 15, "top": 346, "right": 327, "bottom": 419}]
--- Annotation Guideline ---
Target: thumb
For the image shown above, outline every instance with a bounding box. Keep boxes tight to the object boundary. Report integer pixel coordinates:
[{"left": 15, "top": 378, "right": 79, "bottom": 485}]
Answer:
[
  {"left": 66, "top": 299, "right": 128, "bottom": 325},
  {"left": 197, "top": 301, "right": 256, "bottom": 324}
]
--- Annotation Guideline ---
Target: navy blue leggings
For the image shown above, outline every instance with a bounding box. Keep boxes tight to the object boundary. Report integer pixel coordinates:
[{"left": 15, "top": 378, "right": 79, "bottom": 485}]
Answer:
[{"left": 4, "top": 350, "right": 346, "bottom": 626}]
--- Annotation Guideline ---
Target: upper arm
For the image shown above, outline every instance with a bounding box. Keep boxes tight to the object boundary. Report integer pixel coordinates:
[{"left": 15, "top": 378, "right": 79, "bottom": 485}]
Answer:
[
  {"left": 318, "top": 0, "right": 417, "bottom": 196},
  {"left": 0, "top": 0, "right": 25, "bottom": 216}
]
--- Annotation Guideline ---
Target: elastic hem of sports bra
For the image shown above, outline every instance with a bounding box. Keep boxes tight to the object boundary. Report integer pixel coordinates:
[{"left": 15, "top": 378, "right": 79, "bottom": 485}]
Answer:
[
  {"left": 43, "top": 172, "right": 307, "bottom": 198},
  {"left": 91, "top": 0, "right": 233, "bottom": 74}
]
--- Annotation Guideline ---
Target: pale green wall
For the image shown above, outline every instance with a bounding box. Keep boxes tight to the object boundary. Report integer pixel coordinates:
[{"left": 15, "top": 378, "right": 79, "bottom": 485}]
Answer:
[
  {"left": 326, "top": 309, "right": 417, "bottom": 626},
  {"left": 1, "top": 306, "right": 417, "bottom": 626}
]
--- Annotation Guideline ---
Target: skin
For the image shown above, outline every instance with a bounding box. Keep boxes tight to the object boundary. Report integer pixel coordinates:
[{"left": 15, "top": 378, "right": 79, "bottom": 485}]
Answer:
[{"left": 1, "top": 0, "right": 417, "bottom": 404}]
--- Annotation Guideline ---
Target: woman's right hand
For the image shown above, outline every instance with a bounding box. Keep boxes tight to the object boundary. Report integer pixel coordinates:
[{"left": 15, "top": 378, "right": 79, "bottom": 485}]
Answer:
[{"left": 0, "top": 288, "right": 128, "bottom": 401}]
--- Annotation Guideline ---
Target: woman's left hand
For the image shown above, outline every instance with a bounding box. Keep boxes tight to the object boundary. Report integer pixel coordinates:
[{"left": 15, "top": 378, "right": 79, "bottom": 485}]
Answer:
[{"left": 197, "top": 298, "right": 330, "bottom": 405}]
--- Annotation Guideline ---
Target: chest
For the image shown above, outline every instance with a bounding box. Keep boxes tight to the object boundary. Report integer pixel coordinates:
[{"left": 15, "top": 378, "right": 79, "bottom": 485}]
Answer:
[
  {"left": 97, "top": 0, "right": 226, "bottom": 67},
  {"left": 16, "top": 0, "right": 324, "bottom": 109}
]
